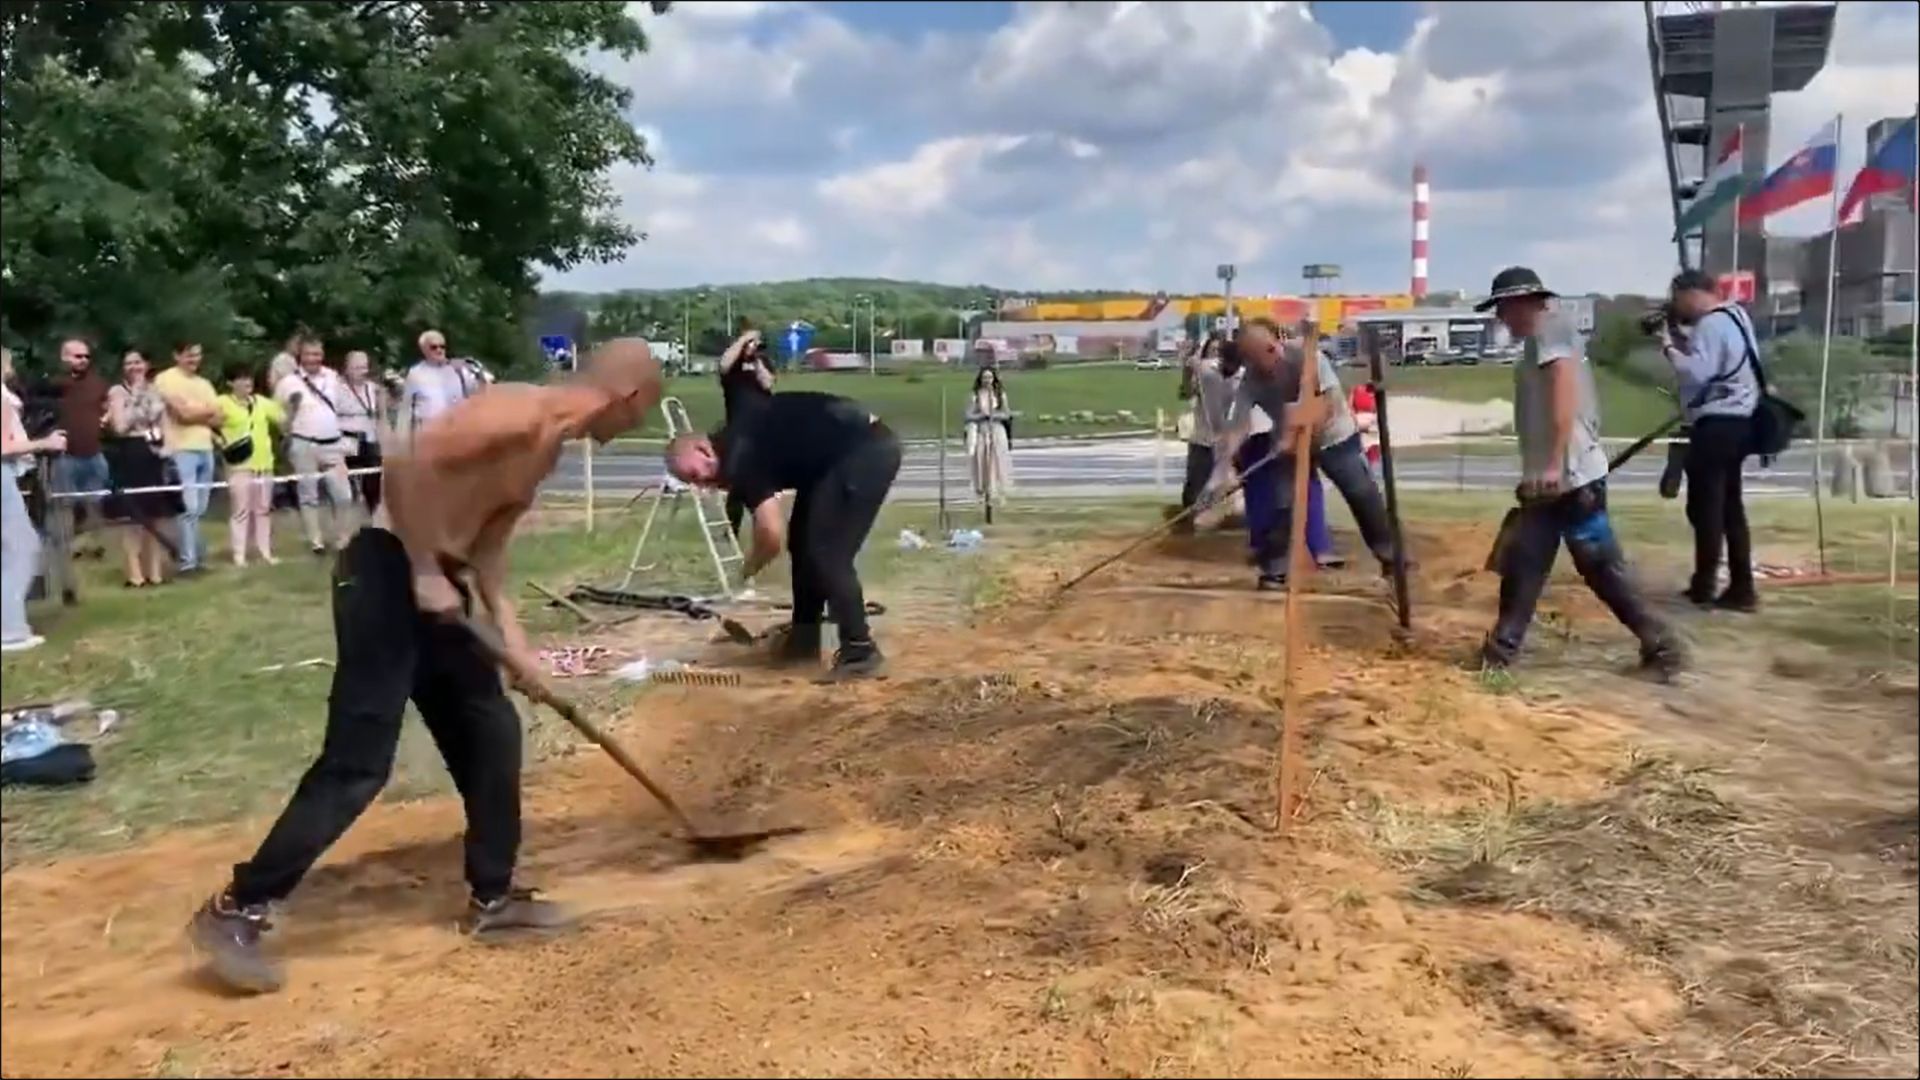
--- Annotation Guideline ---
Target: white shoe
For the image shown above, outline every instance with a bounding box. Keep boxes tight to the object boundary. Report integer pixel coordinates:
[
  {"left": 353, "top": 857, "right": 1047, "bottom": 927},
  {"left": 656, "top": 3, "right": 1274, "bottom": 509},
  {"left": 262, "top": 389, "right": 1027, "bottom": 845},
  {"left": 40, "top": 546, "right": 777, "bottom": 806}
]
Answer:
[{"left": 1, "top": 635, "right": 46, "bottom": 654}]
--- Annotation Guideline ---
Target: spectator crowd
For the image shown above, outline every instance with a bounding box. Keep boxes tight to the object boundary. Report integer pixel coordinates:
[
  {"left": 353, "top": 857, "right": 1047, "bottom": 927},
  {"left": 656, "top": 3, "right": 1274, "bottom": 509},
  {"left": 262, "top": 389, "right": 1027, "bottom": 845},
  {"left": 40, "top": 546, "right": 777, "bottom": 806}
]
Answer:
[{"left": 1, "top": 330, "right": 491, "bottom": 652}]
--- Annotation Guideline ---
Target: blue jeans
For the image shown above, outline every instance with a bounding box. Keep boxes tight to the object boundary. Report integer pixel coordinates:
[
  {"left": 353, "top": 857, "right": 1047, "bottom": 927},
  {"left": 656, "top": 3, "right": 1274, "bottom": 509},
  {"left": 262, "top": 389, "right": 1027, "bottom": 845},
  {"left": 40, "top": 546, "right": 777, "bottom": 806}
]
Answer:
[
  {"left": 172, "top": 449, "right": 216, "bottom": 569},
  {"left": 1237, "top": 435, "right": 1332, "bottom": 565},
  {"left": 1256, "top": 434, "right": 1393, "bottom": 577},
  {"left": 52, "top": 452, "right": 111, "bottom": 535}
]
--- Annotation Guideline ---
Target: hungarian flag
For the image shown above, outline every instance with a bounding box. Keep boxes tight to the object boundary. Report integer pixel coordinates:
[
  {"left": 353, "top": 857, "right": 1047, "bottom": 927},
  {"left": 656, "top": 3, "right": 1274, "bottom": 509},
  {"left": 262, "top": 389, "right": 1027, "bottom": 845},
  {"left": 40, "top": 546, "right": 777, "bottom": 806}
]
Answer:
[
  {"left": 1839, "top": 114, "right": 1917, "bottom": 226},
  {"left": 1673, "top": 126, "right": 1746, "bottom": 239},
  {"left": 1739, "top": 118, "right": 1838, "bottom": 222}
]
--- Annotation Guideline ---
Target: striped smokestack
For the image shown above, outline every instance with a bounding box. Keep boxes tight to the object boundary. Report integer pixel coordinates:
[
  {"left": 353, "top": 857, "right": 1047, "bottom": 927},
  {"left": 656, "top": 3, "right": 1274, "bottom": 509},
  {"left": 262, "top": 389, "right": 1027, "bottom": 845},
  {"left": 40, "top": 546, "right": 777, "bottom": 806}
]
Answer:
[{"left": 1411, "top": 163, "right": 1430, "bottom": 300}]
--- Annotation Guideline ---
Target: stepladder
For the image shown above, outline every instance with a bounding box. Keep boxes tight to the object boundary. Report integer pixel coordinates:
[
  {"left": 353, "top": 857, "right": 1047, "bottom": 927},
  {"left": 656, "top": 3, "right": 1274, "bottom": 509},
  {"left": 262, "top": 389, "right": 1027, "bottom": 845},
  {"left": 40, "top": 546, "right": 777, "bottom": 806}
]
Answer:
[{"left": 617, "top": 396, "right": 745, "bottom": 598}]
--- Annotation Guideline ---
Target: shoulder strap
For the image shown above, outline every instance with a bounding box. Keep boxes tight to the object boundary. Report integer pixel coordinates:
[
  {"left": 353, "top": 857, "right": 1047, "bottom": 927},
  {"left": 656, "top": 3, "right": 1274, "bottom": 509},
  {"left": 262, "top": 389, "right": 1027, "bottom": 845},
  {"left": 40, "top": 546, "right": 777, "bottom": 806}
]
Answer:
[
  {"left": 298, "top": 370, "right": 339, "bottom": 415},
  {"left": 1684, "top": 307, "right": 1763, "bottom": 410}
]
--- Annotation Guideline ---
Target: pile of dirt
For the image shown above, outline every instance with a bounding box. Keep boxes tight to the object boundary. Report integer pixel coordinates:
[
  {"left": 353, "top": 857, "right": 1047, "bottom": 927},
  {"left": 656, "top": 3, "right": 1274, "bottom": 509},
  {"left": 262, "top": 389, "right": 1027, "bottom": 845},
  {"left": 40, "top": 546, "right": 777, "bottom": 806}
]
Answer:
[{"left": 2, "top": 519, "right": 1913, "bottom": 1078}]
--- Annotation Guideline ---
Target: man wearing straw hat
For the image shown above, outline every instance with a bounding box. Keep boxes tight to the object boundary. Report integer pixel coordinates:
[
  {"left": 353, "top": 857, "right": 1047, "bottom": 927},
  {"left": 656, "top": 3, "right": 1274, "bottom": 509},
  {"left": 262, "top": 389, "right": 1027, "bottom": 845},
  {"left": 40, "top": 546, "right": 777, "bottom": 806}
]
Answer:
[{"left": 1477, "top": 267, "right": 1682, "bottom": 676}]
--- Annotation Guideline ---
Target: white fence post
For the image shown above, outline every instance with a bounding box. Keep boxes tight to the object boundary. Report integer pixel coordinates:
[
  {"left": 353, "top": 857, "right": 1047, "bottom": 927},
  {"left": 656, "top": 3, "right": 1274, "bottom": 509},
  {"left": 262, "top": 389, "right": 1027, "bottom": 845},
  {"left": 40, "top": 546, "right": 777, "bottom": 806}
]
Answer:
[
  {"left": 583, "top": 439, "right": 595, "bottom": 532},
  {"left": 1156, "top": 408, "right": 1170, "bottom": 496}
]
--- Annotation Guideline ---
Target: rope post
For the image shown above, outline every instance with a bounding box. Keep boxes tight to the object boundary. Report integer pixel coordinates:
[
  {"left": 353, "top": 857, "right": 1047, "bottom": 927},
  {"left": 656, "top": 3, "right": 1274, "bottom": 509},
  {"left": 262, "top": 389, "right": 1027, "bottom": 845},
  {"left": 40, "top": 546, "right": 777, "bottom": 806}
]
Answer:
[
  {"left": 583, "top": 438, "right": 595, "bottom": 533},
  {"left": 1154, "top": 408, "right": 1167, "bottom": 495}
]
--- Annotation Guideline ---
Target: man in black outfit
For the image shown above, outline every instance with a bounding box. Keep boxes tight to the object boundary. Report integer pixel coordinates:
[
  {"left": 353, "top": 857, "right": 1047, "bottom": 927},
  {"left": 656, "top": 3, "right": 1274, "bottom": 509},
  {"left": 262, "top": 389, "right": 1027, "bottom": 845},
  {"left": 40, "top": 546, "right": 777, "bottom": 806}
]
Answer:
[
  {"left": 715, "top": 327, "right": 776, "bottom": 534},
  {"left": 665, "top": 391, "right": 900, "bottom": 681}
]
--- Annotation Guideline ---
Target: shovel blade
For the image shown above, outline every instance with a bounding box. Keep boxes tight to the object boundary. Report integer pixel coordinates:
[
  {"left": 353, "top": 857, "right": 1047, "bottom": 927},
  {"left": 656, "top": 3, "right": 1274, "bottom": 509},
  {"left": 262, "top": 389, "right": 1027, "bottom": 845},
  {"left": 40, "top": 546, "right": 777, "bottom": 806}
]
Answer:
[{"left": 1485, "top": 508, "right": 1521, "bottom": 573}]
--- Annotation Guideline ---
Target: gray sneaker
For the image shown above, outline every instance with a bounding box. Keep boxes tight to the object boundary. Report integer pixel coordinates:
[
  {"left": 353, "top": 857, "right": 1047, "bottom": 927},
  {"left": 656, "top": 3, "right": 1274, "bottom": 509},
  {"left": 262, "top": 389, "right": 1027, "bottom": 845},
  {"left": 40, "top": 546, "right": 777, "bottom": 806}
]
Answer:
[
  {"left": 817, "top": 642, "right": 886, "bottom": 682},
  {"left": 466, "top": 888, "right": 573, "bottom": 938},
  {"left": 188, "top": 893, "right": 284, "bottom": 994}
]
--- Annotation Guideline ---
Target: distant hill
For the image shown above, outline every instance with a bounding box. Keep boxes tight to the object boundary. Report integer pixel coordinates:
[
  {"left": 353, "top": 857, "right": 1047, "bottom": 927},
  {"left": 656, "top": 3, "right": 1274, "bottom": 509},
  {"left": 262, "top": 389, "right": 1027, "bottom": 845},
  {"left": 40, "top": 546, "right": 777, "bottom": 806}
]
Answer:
[{"left": 543, "top": 277, "right": 1150, "bottom": 354}]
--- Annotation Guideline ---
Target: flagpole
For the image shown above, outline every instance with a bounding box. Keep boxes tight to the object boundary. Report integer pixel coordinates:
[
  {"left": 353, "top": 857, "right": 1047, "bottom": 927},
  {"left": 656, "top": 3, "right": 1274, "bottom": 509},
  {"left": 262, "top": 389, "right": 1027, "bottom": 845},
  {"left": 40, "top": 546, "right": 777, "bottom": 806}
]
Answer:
[
  {"left": 1910, "top": 107, "right": 1918, "bottom": 502},
  {"left": 1730, "top": 125, "right": 1742, "bottom": 281},
  {"left": 1813, "top": 113, "right": 1843, "bottom": 574}
]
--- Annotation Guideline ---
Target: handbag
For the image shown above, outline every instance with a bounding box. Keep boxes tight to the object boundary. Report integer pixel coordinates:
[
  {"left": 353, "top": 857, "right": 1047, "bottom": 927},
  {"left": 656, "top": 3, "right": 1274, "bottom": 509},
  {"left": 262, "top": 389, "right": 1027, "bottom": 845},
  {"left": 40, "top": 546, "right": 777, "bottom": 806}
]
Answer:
[
  {"left": 1714, "top": 308, "right": 1805, "bottom": 459},
  {"left": 219, "top": 399, "right": 256, "bottom": 466}
]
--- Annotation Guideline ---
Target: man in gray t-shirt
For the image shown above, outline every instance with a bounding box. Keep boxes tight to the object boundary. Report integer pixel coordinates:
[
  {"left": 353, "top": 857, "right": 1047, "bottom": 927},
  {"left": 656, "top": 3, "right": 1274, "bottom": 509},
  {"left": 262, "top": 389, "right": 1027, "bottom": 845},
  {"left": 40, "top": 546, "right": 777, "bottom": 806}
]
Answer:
[{"left": 1478, "top": 267, "right": 1678, "bottom": 676}]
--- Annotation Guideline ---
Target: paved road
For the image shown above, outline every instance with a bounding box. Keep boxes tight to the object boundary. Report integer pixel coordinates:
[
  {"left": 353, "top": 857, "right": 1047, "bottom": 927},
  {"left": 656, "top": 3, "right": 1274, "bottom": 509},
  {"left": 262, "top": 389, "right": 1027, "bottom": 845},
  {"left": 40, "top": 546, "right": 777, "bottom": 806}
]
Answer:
[{"left": 546, "top": 438, "right": 1910, "bottom": 503}]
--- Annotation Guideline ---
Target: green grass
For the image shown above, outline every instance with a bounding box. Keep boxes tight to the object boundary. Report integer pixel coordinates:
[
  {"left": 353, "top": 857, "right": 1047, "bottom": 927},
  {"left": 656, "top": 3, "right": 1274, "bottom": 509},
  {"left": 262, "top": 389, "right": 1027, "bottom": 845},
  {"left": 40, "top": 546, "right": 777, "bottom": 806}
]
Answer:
[
  {"left": 0, "top": 499, "right": 1140, "bottom": 864},
  {"left": 644, "top": 362, "right": 1674, "bottom": 440}
]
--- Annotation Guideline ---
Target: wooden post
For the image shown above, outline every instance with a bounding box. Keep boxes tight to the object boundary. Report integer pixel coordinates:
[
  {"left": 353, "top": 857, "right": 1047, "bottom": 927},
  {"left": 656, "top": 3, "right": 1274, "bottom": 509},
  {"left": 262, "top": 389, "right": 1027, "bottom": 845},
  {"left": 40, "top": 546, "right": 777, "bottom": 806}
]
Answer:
[
  {"left": 1276, "top": 321, "right": 1321, "bottom": 830},
  {"left": 583, "top": 438, "right": 595, "bottom": 533},
  {"left": 1369, "top": 345, "right": 1413, "bottom": 632}
]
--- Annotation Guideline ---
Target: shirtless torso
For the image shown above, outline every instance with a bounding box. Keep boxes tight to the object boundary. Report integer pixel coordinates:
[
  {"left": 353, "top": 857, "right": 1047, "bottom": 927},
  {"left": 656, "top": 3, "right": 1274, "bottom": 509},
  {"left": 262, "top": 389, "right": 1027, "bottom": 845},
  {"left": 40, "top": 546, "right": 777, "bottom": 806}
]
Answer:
[
  {"left": 191, "top": 340, "right": 660, "bottom": 995},
  {"left": 381, "top": 344, "right": 662, "bottom": 672}
]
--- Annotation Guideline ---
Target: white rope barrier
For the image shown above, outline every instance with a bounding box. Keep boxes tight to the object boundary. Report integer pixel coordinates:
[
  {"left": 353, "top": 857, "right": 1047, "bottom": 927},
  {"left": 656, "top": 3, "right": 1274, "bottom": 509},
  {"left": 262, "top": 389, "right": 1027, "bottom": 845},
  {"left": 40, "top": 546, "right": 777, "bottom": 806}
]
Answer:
[{"left": 43, "top": 464, "right": 383, "bottom": 502}]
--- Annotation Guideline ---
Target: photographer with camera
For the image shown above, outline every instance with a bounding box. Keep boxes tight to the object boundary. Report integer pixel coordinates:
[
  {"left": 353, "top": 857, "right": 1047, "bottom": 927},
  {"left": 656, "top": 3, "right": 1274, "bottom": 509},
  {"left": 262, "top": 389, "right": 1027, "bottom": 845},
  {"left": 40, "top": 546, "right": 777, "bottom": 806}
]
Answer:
[
  {"left": 717, "top": 326, "right": 776, "bottom": 534},
  {"left": 1659, "top": 269, "right": 1762, "bottom": 613}
]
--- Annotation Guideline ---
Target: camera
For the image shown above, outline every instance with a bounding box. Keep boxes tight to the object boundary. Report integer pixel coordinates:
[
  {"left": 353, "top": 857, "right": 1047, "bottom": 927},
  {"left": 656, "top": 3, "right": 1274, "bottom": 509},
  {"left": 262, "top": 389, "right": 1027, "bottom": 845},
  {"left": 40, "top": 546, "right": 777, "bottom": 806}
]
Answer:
[{"left": 1638, "top": 303, "right": 1678, "bottom": 337}]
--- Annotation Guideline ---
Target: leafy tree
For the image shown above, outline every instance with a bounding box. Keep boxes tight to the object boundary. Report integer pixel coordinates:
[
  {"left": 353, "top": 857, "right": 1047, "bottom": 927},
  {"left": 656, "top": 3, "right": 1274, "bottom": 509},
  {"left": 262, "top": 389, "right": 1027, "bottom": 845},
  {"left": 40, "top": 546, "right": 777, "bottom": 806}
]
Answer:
[{"left": 2, "top": 0, "right": 666, "bottom": 377}]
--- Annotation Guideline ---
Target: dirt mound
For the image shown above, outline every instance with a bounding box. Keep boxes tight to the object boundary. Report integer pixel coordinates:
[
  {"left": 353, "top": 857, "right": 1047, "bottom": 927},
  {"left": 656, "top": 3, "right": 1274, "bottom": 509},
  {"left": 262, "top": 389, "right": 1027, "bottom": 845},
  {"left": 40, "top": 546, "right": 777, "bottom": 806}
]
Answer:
[{"left": 3, "top": 519, "right": 1911, "bottom": 1077}]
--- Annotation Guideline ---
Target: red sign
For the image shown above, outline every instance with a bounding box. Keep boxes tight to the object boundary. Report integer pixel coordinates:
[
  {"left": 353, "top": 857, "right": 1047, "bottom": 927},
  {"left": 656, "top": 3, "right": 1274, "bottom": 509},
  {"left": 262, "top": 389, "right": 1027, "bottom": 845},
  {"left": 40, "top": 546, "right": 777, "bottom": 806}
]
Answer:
[{"left": 1716, "top": 271, "right": 1756, "bottom": 304}]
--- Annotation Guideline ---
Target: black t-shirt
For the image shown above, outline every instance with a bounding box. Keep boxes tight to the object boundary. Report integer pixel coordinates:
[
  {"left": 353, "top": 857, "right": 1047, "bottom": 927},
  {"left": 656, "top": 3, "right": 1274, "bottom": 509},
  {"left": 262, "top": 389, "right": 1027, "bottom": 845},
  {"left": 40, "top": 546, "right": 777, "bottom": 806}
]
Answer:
[
  {"left": 718, "top": 351, "right": 773, "bottom": 420},
  {"left": 716, "top": 391, "right": 876, "bottom": 510}
]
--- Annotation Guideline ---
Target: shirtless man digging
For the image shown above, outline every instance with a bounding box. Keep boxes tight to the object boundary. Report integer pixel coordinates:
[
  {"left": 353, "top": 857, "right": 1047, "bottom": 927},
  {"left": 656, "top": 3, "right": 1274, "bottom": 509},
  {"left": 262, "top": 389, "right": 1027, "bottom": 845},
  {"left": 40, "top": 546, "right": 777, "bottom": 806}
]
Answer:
[{"left": 189, "top": 339, "right": 662, "bottom": 994}]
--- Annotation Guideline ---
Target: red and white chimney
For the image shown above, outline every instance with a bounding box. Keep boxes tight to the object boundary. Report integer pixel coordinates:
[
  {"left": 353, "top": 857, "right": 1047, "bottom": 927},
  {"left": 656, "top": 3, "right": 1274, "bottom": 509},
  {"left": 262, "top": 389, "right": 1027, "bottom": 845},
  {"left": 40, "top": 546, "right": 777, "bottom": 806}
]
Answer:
[{"left": 1411, "top": 163, "right": 1430, "bottom": 301}]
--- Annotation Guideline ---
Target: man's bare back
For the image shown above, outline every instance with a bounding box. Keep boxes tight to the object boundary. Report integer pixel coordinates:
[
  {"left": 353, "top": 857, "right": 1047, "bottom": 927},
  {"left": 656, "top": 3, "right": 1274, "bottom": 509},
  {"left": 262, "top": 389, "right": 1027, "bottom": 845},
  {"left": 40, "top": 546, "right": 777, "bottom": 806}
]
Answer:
[{"left": 381, "top": 340, "right": 662, "bottom": 667}]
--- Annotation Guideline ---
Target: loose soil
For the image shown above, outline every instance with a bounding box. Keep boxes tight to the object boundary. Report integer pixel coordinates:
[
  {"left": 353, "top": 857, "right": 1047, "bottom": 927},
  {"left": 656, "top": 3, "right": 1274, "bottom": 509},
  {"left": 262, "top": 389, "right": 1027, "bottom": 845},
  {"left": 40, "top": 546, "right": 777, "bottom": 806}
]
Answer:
[{"left": 3, "top": 519, "right": 1914, "bottom": 1078}]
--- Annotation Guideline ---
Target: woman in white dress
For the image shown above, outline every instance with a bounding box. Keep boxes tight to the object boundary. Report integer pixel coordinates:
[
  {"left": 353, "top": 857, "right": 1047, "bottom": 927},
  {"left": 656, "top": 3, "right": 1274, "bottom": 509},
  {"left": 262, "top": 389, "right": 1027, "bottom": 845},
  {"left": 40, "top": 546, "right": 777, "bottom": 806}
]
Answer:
[{"left": 964, "top": 366, "right": 1014, "bottom": 518}]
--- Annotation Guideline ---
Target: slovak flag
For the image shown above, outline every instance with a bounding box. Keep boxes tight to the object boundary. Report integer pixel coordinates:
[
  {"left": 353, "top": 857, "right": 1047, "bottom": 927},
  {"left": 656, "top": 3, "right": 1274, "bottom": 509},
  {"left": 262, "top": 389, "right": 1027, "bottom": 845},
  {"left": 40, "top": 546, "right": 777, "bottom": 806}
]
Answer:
[
  {"left": 1739, "top": 118, "right": 1838, "bottom": 223},
  {"left": 1839, "top": 115, "right": 1917, "bottom": 226}
]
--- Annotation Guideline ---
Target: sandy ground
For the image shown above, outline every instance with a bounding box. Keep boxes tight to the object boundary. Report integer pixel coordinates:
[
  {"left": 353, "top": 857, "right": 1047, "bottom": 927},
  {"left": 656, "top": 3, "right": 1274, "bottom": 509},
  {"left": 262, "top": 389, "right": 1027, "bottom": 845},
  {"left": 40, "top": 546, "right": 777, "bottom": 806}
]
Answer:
[
  {"left": 2, "top": 519, "right": 1914, "bottom": 1078},
  {"left": 1174, "top": 393, "right": 1511, "bottom": 444}
]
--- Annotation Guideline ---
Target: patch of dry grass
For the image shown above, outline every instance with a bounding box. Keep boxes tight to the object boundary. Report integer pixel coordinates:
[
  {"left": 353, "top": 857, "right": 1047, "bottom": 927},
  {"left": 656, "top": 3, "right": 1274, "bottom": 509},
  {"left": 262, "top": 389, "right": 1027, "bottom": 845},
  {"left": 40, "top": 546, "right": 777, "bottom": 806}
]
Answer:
[{"left": 1354, "top": 751, "right": 1919, "bottom": 1078}]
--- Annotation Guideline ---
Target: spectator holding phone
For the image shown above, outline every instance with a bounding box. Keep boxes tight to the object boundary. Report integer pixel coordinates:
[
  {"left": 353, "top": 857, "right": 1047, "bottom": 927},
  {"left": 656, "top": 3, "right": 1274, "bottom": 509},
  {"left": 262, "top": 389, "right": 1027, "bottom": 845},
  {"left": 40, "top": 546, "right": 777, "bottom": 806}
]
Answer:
[
  {"left": 717, "top": 327, "right": 775, "bottom": 533},
  {"left": 105, "top": 349, "right": 182, "bottom": 587},
  {"left": 3, "top": 347, "right": 67, "bottom": 652}
]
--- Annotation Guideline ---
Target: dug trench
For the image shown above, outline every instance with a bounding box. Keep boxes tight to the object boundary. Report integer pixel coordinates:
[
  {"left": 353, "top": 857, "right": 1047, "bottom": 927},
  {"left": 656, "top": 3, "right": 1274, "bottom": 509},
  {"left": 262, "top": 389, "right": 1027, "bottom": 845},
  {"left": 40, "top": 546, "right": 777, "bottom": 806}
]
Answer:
[{"left": 1, "top": 520, "right": 1914, "bottom": 1077}]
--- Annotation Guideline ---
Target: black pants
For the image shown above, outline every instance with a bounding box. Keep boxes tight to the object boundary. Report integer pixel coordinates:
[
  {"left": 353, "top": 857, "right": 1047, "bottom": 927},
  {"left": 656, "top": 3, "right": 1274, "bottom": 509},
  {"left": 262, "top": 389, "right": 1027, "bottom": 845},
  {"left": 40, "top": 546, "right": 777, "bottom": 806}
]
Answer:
[
  {"left": 787, "top": 427, "right": 902, "bottom": 645},
  {"left": 725, "top": 491, "right": 746, "bottom": 537},
  {"left": 347, "top": 442, "right": 383, "bottom": 513},
  {"left": 229, "top": 529, "right": 522, "bottom": 907},
  {"left": 1683, "top": 415, "right": 1754, "bottom": 601},
  {"left": 1180, "top": 443, "right": 1214, "bottom": 511},
  {"left": 1485, "top": 481, "right": 1670, "bottom": 663},
  {"left": 1260, "top": 434, "right": 1394, "bottom": 575}
]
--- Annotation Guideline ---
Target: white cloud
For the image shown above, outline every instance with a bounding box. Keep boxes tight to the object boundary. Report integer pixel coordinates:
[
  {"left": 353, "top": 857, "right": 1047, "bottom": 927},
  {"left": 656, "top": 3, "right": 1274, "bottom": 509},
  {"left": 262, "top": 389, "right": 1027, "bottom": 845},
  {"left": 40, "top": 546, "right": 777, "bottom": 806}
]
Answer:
[{"left": 556, "top": 0, "right": 1920, "bottom": 296}]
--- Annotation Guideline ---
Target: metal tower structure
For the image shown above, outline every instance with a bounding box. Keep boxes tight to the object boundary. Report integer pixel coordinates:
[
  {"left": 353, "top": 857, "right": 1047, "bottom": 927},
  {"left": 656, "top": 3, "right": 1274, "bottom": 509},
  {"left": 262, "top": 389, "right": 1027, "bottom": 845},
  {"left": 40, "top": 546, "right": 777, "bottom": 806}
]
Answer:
[{"left": 1644, "top": 1, "right": 1836, "bottom": 293}]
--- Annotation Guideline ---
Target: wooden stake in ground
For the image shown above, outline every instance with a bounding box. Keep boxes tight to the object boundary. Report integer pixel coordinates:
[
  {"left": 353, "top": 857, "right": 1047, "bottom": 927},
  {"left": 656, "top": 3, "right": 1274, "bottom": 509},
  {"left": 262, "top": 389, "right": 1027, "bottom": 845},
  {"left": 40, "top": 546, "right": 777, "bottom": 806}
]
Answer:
[{"left": 1275, "top": 320, "right": 1322, "bottom": 830}]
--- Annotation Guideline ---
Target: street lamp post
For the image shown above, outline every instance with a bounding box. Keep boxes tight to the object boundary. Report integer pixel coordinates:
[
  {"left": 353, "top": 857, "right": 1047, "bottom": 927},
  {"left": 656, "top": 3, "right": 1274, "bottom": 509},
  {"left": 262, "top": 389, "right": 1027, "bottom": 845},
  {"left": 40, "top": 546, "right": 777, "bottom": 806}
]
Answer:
[
  {"left": 1217, "top": 263, "right": 1237, "bottom": 336},
  {"left": 866, "top": 296, "right": 877, "bottom": 374}
]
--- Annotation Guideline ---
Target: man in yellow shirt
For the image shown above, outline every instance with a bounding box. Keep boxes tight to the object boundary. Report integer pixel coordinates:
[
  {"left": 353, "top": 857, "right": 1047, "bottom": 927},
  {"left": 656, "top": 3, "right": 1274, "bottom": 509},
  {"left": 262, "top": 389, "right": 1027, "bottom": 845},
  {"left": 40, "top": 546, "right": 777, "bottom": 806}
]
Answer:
[{"left": 153, "top": 342, "right": 221, "bottom": 572}]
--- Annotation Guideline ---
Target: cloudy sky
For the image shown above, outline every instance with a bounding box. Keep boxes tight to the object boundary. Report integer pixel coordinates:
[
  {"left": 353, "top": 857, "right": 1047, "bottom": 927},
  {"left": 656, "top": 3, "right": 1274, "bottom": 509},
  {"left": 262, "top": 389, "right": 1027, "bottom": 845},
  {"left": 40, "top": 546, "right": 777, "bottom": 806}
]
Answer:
[{"left": 555, "top": 0, "right": 1920, "bottom": 297}]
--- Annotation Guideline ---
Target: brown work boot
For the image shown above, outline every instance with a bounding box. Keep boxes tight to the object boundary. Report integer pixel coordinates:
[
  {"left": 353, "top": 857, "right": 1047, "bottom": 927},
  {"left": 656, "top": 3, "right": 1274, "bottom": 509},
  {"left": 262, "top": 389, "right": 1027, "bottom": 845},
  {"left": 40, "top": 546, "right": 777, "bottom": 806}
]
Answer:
[
  {"left": 188, "top": 892, "right": 284, "bottom": 994},
  {"left": 465, "top": 887, "right": 573, "bottom": 938},
  {"left": 767, "top": 622, "right": 823, "bottom": 667}
]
